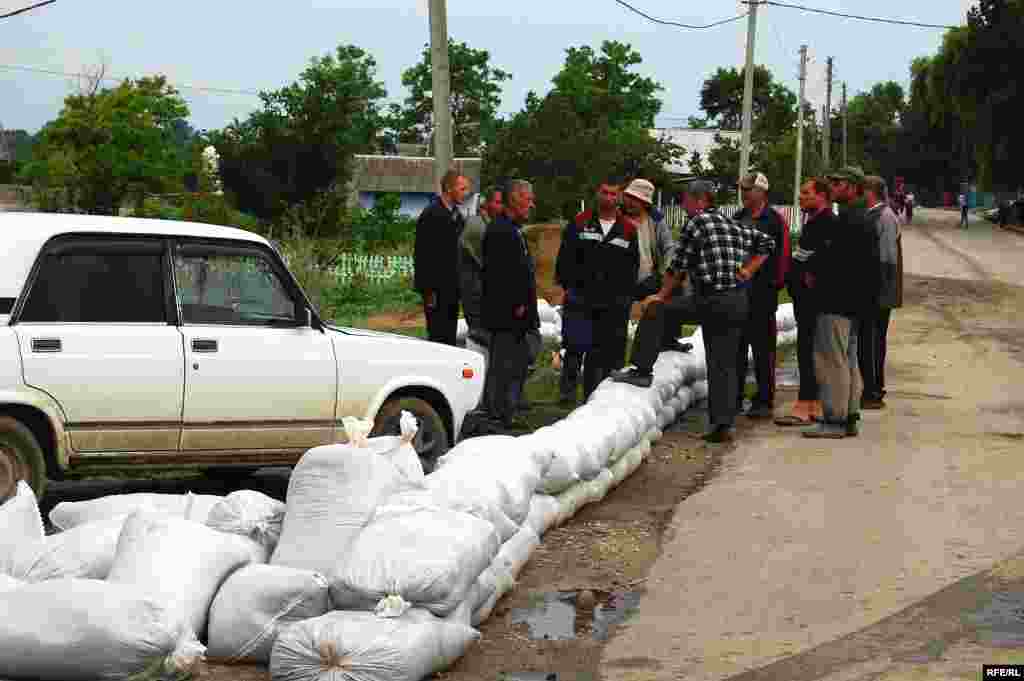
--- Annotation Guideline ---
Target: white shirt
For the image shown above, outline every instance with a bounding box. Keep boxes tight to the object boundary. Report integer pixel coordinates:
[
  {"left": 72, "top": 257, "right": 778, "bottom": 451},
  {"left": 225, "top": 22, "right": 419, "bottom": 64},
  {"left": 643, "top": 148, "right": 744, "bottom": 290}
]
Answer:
[{"left": 599, "top": 218, "right": 615, "bottom": 237}]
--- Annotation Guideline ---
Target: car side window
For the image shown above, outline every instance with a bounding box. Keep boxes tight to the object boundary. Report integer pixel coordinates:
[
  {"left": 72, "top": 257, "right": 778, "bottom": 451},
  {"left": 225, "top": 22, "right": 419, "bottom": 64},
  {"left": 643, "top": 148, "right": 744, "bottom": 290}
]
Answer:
[
  {"left": 174, "top": 247, "right": 298, "bottom": 326},
  {"left": 20, "top": 250, "right": 166, "bottom": 323}
]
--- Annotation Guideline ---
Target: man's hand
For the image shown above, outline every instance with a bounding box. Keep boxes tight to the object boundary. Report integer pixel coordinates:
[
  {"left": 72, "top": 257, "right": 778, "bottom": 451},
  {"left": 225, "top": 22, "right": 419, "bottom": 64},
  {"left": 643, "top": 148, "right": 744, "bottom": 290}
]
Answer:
[
  {"left": 423, "top": 291, "right": 437, "bottom": 309},
  {"left": 514, "top": 305, "right": 526, "bottom": 318}
]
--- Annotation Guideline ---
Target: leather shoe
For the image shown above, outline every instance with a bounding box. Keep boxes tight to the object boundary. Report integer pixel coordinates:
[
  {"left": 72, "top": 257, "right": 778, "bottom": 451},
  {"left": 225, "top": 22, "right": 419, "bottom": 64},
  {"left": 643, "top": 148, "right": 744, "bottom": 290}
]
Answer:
[
  {"left": 662, "top": 341, "right": 693, "bottom": 354},
  {"left": 611, "top": 368, "right": 653, "bottom": 388},
  {"left": 861, "top": 397, "right": 885, "bottom": 410},
  {"left": 702, "top": 426, "right": 734, "bottom": 443}
]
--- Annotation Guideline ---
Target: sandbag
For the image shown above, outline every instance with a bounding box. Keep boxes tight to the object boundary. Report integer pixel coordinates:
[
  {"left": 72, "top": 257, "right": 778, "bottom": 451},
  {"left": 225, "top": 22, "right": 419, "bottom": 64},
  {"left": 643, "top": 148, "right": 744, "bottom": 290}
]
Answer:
[
  {"left": 373, "top": 486, "right": 519, "bottom": 543},
  {"left": 438, "top": 434, "right": 553, "bottom": 481},
  {"left": 329, "top": 508, "right": 501, "bottom": 617},
  {"left": 524, "top": 493, "right": 561, "bottom": 536},
  {"left": 15, "top": 515, "right": 128, "bottom": 582},
  {"left": 428, "top": 440, "right": 540, "bottom": 526},
  {"left": 48, "top": 492, "right": 191, "bottom": 531},
  {"left": 0, "top": 579, "right": 203, "bottom": 680},
  {"left": 106, "top": 512, "right": 257, "bottom": 639},
  {"left": 391, "top": 410, "right": 426, "bottom": 483},
  {"left": 270, "top": 608, "right": 478, "bottom": 681},
  {"left": 0, "top": 480, "right": 44, "bottom": 576},
  {"left": 472, "top": 564, "right": 516, "bottom": 626},
  {"left": 206, "top": 564, "right": 329, "bottom": 664},
  {"left": 183, "top": 493, "right": 225, "bottom": 524},
  {"left": 0, "top": 573, "right": 22, "bottom": 592},
  {"left": 445, "top": 565, "right": 499, "bottom": 626},
  {"left": 272, "top": 439, "right": 414, "bottom": 573},
  {"left": 495, "top": 526, "right": 540, "bottom": 580},
  {"left": 205, "top": 490, "right": 285, "bottom": 551}
]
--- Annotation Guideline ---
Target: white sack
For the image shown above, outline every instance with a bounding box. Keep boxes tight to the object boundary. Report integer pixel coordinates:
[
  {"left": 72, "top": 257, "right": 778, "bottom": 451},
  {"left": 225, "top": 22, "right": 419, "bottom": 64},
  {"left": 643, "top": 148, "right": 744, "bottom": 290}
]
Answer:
[
  {"left": 529, "top": 426, "right": 581, "bottom": 494},
  {"left": 48, "top": 492, "right": 190, "bottom": 531},
  {"left": 106, "top": 512, "right": 257, "bottom": 639},
  {"left": 444, "top": 565, "right": 499, "bottom": 627},
  {"left": 0, "top": 573, "right": 22, "bottom": 592},
  {"left": 16, "top": 515, "right": 128, "bottom": 582},
  {"left": 329, "top": 508, "right": 501, "bottom": 617},
  {"left": 495, "top": 526, "right": 540, "bottom": 580},
  {"left": 0, "top": 480, "right": 43, "bottom": 576},
  {"left": 184, "top": 493, "right": 225, "bottom": 524},
  {"left": 392, "top": 410, "right": 425, "bottom": 483},
  {"left": 206, "top": 564, "right": 329, "bottom": 664},
  {"left": 692, "top": 380, "right": 709, "bottom": 401},
  {"left": 206, "top": 490, "right": 285, "bottom": 551},
  {"left": 270, "top": 608, "right": 478, "bottom": 681},
  {"left": 439, "top": 434, "right": 553, "bottom": 480},
  {"left": 0, "top": 579, "right": 203, "bottom": 681},
  {"left": 472, "top": 565, "right": 516, "bottom": 626},
  {"left": 555, "top": 481, "right": 593, "bottom": 525},
  {"left": 524, "top": 493, "right": 561, "bottom": 536},
  {"left": 272, "top": 440, "right": 414, "bottom": 573},
  {"left": 586, "top": 469, "right": 616, "bottom": 504},
  {"left": 373, "top": 486, "right": 519, "bottom": 543}
]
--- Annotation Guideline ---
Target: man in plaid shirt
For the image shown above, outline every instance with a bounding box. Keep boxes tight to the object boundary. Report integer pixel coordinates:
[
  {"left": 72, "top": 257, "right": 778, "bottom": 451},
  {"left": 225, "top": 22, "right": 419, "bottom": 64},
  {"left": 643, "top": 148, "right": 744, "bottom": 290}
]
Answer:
[{"left": 614, "top": 180, "right": 775, "bottom": 442}]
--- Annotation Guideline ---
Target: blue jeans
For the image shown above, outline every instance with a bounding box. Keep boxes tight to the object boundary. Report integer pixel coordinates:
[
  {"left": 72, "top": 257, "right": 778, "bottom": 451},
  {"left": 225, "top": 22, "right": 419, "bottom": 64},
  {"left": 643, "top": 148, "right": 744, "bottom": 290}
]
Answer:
[{"left": 814, "top": 315, "right": 863, "bottom": 423}]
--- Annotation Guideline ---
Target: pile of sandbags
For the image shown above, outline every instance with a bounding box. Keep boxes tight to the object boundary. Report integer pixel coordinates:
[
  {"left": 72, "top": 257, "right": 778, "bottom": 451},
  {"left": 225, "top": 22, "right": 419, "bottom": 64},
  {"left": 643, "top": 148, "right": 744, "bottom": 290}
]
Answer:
[{"left": 48, "top": 491, "right": 224, "bottom": 531}]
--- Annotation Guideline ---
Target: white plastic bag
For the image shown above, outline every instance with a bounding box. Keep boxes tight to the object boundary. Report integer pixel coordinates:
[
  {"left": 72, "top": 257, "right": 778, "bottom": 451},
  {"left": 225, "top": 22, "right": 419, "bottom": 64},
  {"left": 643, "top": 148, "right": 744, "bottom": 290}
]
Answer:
[
  {"left": 205, "top": 490, "right": 285, "bottom": 552},
  {"left": 272, "top": 440, "right": 414, "bottom": 573},
  {"left": 390, "top": 410, "right": 425, "bottom": 483},
  {"left": 0, "top": 579, "right": 203, "bottom": 680},
  {"left": 206, "top": 564, "right": 329, "bottom": 664},
  {"left": 16, "top": 515, "right": 128, "bottom": 582},
  {"left": 524, "top": 493, "right": 561, "bottom": 536},
  {"left": 495, "top": 526, "right": 540, "bottom": 580},
  {"left": 329, "top": 508, "right": 501, "bottom": 617},
  {"left": 183, "top": 493, "right": 225, "bottom": 524},
  {"left": 48, "top": 492, "right": 190, "bottom": 531},
  {"left": 472, "top": 565, "right": 516, "bottom": 626},
  {"left": 270, "top": 608, "right": 479, "bottom": 681},
  {"left": 0, "top": 573, "right": 21, "bottom": 592},
  {"left": 106, "top": 512, "right": 258, "bottom": 639},
  {"left": 438, "top": 434, "right": 553, "bottom": 481},
  {"left": 373, "top": 486, "right": 519, "bottom": 543},
  {"left": 0, "top": 480, "right": 44, "bottom": 576}
]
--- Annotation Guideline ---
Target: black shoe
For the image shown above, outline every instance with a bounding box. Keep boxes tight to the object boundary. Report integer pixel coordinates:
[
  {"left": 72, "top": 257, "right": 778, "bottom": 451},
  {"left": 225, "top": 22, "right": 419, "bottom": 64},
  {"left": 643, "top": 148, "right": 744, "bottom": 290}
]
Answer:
[
  {"left": 702, "top": 425, "right": 734, "bottom": 443},
  {"left": 611, "top": 368, "right": 653, "bottom": 388},
  {"left": 745, "top": 403, "right": 775, "bottom": 419},
  {"left": 846, "top": 413, "right": 861, "bottom": 437},
  {"left": 662, "top": 341, "right": 693, "bottom": 354},
  {"left": 861, "top": 397, "right": 886, "bottom": 410}
]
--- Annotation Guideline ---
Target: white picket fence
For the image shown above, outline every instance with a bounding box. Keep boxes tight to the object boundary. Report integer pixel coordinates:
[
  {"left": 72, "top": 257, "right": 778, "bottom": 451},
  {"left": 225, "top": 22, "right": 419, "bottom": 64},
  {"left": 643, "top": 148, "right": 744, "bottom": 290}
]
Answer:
[
  {"left": 662, "top": 203, "right": 804, "bottom": 233},
  {"left": 329, "top": 253, "right": 415, "bottom": 284}
]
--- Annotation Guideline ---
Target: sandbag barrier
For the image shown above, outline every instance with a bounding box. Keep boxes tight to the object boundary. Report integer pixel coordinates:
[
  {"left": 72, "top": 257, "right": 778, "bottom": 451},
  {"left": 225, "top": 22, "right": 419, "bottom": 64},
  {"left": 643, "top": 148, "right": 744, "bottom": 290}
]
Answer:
[{"left": 0, "top": 308, "right": 798, "bottom": 681}]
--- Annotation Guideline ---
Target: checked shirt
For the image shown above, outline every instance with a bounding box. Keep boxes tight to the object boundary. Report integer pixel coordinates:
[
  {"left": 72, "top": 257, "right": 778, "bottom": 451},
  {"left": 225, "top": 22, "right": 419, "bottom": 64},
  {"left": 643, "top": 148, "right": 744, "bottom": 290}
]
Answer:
[{"left": 668, "top": 207, "right": 776, "bottom": 293}]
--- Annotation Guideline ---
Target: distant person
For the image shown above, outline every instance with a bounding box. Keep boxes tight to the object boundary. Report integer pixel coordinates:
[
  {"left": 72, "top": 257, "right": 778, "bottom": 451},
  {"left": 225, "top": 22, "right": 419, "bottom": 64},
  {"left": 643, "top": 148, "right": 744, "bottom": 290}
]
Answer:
[
  {"left": 860, "top": 176, "right": 903, "bottom": 410},
  {"left": 776, "top": 178, "right": 834, "bottom": 428},
  {"left": 733, "top": 172, "right": 791, "bottom": 419},
  {"left": 555, "top": 176, "right": 639, "bottom": 404},
  {"left": 959, "top": 192, "right": 969, "bottom": 228},
  {"left": 482, "top": 180, "right": 540, "bottom": 428},
  {"left": 414, "top": 170, "right": 470, "bottom": 345}
]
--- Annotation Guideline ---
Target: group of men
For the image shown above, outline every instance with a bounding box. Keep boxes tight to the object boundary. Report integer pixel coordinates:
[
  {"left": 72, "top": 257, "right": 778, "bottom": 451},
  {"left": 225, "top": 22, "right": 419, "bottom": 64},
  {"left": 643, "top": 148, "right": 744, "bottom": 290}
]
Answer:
[{"left": 414, "top": 163, "right": 903, "bottom": 443}]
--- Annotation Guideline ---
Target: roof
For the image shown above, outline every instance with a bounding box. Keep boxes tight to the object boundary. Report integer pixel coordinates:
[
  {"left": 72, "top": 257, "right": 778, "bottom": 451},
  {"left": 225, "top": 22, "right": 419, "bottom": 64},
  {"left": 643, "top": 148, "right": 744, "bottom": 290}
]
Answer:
[
  {"left": 0, "top": 212, "right": 269, "bottom": 300},
  {"left": 651, "top": 127, "right": 742, "bottom": 176}
]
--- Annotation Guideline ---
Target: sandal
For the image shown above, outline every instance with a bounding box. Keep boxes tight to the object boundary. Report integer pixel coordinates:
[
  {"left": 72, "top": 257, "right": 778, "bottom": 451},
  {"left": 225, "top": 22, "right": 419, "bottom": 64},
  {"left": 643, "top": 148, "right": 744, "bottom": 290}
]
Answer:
[{"left": 775, "top": 415, "right": 813, "bottom": 427}]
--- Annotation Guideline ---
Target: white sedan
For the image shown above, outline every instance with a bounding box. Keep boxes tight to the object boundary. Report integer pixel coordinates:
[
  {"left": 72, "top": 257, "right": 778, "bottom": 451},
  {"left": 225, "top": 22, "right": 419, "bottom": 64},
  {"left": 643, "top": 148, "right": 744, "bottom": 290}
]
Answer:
[{"left": 0, "top": 213, "right": 485, "bottom": 500}]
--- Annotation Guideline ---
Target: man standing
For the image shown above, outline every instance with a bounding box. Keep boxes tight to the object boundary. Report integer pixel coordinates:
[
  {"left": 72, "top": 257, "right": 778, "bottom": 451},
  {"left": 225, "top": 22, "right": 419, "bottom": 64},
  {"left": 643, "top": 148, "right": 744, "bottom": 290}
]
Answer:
[
  {"left": 776, "top": 178, "right": 834, "bottom": 427},
  {"left": 614, "top": 180, "right": 774, "bottom": 443},
  {"left": 959, "top": 192, "right": 969, "bottom": 229},
  {"left": 459, "top": 186, "right": 502, "bottom": 361},
  {"left": 555, "top": 178, "right": 640, "bottom": 404},
  {"left": 804, "top": 166, "right": 879, "bottom": 438},
  {"left": 482, "top": 180, "right": 540, "bottom": 428},
  {"left": 733, "top": 172, "right": 790, "bottom": 418},
  {"left": 859, "top": 176, "right": 903, "bottom": 410},
  {"left": 414, "top": 170, "right": 470, "bottom": 345}
]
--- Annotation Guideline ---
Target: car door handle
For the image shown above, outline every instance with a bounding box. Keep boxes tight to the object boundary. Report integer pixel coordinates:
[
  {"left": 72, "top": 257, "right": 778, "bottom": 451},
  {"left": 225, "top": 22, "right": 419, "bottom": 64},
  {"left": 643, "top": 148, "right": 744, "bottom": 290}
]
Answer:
[
  {"left": 31, "top": 338, "right": 62, "bottom": 353},
  {"left": 191, "top": 338, "right": 218, "bottom": 353}
]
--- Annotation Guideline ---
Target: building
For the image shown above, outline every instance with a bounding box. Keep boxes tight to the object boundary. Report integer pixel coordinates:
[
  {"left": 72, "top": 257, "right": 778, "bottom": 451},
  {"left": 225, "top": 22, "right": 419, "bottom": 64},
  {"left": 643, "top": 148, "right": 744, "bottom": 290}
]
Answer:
[
  {"left": 651, "top": 127, "right": 741, "bottom": 178},
  {"left": 349, "top": 155, "right": 482, "bottom": 218}
]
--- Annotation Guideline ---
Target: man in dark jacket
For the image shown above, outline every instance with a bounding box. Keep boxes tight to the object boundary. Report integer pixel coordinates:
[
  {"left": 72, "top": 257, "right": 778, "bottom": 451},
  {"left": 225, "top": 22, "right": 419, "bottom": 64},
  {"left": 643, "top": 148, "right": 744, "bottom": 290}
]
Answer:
[
  {"left": 733, "top": 172, "right": 790, "bottom": 418},
  {"left": 804, "top": 166, "right": 879, "bottom": 438},
  {"left": 555, "top": 177, "right": 640, "bottom": 404},
  {"left": 414, "top": 170, "right": 470, "bottom": 345},
  {"left": 776, "top": 177, "right": 834, "bottom": 427},
  {"left": 482, "top": 179, "right": 540, "bottom": 427}
]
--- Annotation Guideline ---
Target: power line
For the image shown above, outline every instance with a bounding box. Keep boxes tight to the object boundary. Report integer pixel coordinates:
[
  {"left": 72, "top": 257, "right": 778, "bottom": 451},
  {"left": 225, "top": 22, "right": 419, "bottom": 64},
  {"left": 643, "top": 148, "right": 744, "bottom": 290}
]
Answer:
[
  {"left": 0, "top": 63, "right": 263, "bottom": 96},
  {"left": 0, "top": 0, "right": 56, "bottom": 20},
  {"left": 612, "top": 0, "right": 747, "bottom": 29},
  {"left": 752, "top": 0, "right": 960, "bottom": 30}
]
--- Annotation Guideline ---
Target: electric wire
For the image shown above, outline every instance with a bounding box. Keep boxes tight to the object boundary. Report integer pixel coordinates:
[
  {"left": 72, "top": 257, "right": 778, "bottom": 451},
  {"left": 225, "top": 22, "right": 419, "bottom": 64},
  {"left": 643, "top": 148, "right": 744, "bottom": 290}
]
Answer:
[
  {"left": 0, "top": 63, "right": 263, "bottom": 96},
  {"left": 0, "top": 0, "right": 56, "bottom": 20},
  {"left": 612, "top": 0, "right": 748, "bottom": 29},
  {"left": 752, "top": 0, "right": 960, "bottom": 30}
]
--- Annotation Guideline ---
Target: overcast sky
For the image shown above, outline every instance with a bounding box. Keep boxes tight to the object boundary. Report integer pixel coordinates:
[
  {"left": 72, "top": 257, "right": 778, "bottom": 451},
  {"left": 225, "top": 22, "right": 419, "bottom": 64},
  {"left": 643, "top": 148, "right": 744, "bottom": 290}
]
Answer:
[{"left": 0, "top": 0, "right": 974, "bottom": 134}]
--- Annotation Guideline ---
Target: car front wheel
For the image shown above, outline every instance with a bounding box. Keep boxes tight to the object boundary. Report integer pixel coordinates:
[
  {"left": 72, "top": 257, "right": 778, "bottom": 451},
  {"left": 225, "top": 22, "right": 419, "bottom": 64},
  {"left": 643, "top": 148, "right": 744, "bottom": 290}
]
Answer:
[
  {"left": 371, "top": 396, "right": 449, "bottom": 474},
  {"left": 0, "top": 416, "right": 47, "bottom": 502}
]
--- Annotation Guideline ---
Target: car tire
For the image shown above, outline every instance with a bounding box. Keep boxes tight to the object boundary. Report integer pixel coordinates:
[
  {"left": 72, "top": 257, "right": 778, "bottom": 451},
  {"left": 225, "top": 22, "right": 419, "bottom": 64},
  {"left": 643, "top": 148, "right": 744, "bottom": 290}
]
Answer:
[
  {"left": 371, "top": 396, "right": 450, "bottom": 474},
  {"left": 0, "top": 415, "right": 48, "bottom": 502}
]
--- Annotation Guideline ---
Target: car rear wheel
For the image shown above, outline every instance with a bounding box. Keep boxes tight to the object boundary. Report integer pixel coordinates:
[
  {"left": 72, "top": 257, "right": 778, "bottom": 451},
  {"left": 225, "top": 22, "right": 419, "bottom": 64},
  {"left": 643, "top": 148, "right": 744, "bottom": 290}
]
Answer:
[
  {"left": 371, "top": 396, "right": 449, "bottom": 474},
  {"left": 0, "top": 416, "right": 47, "bottom": 502}
]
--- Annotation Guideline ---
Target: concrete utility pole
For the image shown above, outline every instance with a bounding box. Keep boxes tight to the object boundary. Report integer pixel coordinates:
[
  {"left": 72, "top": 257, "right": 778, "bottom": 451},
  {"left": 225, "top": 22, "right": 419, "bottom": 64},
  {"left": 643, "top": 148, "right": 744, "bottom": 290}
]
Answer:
[
  {"left": 739, "top": 0, "right": 761, "bottom": 192},
  {"left": 792, "top": 45, "right": 808, "bottom": 232},
  {"left": 823, "top": 57, "right": 833, "bottom": 170},
  {"left": 428, "top": 0, "right": 453, "bottom": 192},
  {"left": 842, "top": 81, "right": 848, "bottom": 167}
]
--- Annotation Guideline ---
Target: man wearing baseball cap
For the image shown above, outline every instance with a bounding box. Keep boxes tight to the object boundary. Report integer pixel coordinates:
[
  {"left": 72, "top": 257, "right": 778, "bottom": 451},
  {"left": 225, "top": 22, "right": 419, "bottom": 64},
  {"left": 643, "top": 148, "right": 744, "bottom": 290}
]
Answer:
[{"left": 733, "top": 171, "right": 791, "bottom": 418}]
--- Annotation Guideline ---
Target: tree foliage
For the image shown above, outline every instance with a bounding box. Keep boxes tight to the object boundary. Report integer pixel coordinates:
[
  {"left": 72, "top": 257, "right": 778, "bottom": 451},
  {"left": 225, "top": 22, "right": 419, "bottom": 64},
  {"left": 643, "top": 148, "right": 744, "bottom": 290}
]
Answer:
[{"left": 699, "top": 65, "right": 797, "bottom": 139}]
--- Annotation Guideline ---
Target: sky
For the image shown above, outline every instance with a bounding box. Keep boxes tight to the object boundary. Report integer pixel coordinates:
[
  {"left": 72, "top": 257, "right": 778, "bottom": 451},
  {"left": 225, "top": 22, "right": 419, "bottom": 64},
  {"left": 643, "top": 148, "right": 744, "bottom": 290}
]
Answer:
[{"left": 0, "top": 0, "right": 976, "bottom": 135}]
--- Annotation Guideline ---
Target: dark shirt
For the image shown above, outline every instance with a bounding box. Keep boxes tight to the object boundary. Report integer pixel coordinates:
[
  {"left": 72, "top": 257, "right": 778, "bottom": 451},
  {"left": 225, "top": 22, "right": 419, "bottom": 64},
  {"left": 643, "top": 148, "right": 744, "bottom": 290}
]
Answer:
[
  {"left": 555, "top": 210, "right": 640, "bottom": 309},
  {"left": 414, "top": 197, "right": 465, "bottom": 294},
  {"left": 669, "top": 207, "right": 775, "bottom": 294},
  {"left": 733, "top": 205, "right": 787, "bottom": 290},
  {"left": 814, "top": 201, "right": 881, "bottom": 318},
  {"left": 789, "top": 208, "right": 836, "bottom": 308},
  {"left": 482, "top": 214, "right": 540, "bottom": 332}
]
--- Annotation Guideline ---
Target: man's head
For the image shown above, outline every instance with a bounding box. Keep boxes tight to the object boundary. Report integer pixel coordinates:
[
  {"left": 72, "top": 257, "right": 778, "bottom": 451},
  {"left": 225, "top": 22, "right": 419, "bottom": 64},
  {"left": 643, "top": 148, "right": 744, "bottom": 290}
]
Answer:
[
  {"left": 681, "top": 179, "right": 715, "bottom": 217},
  {"left": 826, "top": 165, "right": 865, "bottom": 204},
  {"left": 740, "top": 172, "right": 770, "bottom": 213},
  {"left": 799, "top": 177, "right": 831, "bottom": 213},
  {"left": 622, "top": 178, "right": 655, "bottom": 217},
  {"left": 596, "top": 177, "right": 623, "bottom": 213},
  {"left": 863, "top": 176, "right": 888, "bottom": 206},
  {"left": 479, "top": 187, "right": 503, "bottom": 219},
  {"left": 441, "top": 170, "right": 471, "bottom": 205},
  {"left": 505, "top": 179, "right": 535, "bottom": 223}
]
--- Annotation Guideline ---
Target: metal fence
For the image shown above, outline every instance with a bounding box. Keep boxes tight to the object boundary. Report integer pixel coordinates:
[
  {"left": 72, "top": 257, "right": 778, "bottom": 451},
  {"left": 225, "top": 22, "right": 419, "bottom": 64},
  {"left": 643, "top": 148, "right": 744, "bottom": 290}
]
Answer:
[{"left": 329, "top": 253, "right": 415, "bottom": 284}]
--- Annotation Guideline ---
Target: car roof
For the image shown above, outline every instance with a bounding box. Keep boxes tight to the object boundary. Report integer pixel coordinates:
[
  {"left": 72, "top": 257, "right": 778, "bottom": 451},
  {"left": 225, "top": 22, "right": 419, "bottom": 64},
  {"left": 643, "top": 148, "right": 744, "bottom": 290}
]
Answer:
[{"left": 0, "top": 212, "right": 270, "bottom": 300}]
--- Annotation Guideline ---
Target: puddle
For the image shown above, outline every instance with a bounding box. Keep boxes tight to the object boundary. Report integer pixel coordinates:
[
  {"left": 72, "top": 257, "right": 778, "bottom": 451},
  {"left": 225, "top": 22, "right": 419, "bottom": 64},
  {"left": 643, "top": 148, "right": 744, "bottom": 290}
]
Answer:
[
  {"left": 966, "top": 589, "right": 1024, "bottom": 647},
  {"left": 508, "top": 591, "right": 641, "bottom": 642}
]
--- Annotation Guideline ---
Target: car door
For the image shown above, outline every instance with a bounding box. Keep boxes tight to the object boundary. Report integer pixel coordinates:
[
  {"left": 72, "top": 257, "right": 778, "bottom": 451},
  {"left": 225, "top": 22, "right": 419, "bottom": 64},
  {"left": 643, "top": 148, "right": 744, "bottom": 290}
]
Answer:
[
  {"left": 13, "top": 236, "right": 184, "bottom": 454},
  {"left": 173, "top": 239, "right": 338, "bottom": 455}
]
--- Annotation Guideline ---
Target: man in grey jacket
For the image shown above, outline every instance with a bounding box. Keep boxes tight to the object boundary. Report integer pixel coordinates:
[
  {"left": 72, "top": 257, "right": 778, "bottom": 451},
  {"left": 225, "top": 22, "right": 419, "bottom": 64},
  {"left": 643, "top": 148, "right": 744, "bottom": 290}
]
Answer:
[{"left": 859, "top": 176, "right": 903, "bottom": 409}]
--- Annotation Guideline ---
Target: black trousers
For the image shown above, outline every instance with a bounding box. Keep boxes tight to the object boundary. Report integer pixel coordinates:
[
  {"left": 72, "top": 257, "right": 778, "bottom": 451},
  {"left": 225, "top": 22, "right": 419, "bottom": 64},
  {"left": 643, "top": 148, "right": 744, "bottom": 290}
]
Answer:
[
  {"left": 487, "top": 330, "right": 530, "bottom": 425},
  {"left": 792, "top": 295, "right": 820, "bottom": 401},
  {"left": 701, "top": 288, "right": 750, "bottom": 428},
  {"left": 736, "top": 286, "right": 779, "bottom": 407},
  {"left": 560, "top": 303, "right": 631, "bottom": 400},
  {"left": 858, "top": 308, "right": 892, "bottom": 400},
  {"left": 424, "top": 289, "right": 460, "bottom": 346},
  {"left": 627, "top": 287, "right": 700, "bottom": 372}
]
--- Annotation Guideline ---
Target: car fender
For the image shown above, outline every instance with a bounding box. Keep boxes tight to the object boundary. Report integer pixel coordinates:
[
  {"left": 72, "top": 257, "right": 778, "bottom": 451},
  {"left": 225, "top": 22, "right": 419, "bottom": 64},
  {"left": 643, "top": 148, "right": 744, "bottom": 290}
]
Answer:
[
  {"left": 0, "top": 386, "right": 73, "bottom": 470},
  {"left": 361, "top": 375, "right": 457, "bottom": 429}
]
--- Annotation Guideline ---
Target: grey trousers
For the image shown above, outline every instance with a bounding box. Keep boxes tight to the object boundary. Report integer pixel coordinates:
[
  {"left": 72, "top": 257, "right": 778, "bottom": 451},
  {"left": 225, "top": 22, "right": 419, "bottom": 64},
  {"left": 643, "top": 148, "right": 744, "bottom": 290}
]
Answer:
[
  {"left": 487, "top": 330, "right": 530, "bottom": 425},
  {"left": 814, "top": 314, "right": 863, "bottom": 422}
]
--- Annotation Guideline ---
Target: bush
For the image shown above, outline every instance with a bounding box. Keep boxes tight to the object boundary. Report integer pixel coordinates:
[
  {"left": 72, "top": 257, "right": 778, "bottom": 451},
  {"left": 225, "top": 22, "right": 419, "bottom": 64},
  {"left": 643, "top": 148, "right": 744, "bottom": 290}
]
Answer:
[{"left": 349, "top": 193, "right": 416, "bottom": 252}]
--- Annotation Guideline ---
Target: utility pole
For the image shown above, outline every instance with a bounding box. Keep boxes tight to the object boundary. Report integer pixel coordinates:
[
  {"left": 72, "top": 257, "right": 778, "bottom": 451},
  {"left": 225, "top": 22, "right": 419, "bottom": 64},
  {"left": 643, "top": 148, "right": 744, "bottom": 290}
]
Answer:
[
  {"left": 842, "top": 81, "right": 848, "bottom": 167},
  {"left": 823, "top": 56, "right": 833, "bottom": 170},
  {"left": 428, "top": 0, "right": 453, "bottom": 192},
  {"left": 739, "top": 0, "right": 761, "bottom": 193},
  {"left": 792, "top": 45, "right": 808, "bottom": 232}
]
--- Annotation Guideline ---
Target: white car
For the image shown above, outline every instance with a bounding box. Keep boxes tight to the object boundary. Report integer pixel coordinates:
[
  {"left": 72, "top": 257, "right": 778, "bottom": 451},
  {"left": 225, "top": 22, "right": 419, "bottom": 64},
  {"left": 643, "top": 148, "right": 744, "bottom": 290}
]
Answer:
[{"left": 0, "top": 213, "right": 485, "bottom": 500}]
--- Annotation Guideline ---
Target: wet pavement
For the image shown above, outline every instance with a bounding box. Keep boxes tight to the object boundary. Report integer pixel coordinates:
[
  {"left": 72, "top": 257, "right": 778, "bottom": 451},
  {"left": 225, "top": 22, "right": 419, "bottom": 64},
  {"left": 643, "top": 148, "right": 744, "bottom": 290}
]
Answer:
[{"left": 509, "top": 590, "right": 643, "bottom": 642}]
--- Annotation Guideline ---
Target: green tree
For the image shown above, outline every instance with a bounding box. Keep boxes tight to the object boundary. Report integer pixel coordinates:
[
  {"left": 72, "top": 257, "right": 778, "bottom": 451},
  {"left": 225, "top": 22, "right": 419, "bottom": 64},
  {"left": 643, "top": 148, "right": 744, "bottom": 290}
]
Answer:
[
  {"left": 699, "top": 65, "right": 797, "bottom": 139},
  {"left": 22, "top": 75, "right": 190, "bottom": 214},
  {"left": 390, "top": 40, "right": 511, "bottom": 155}
]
